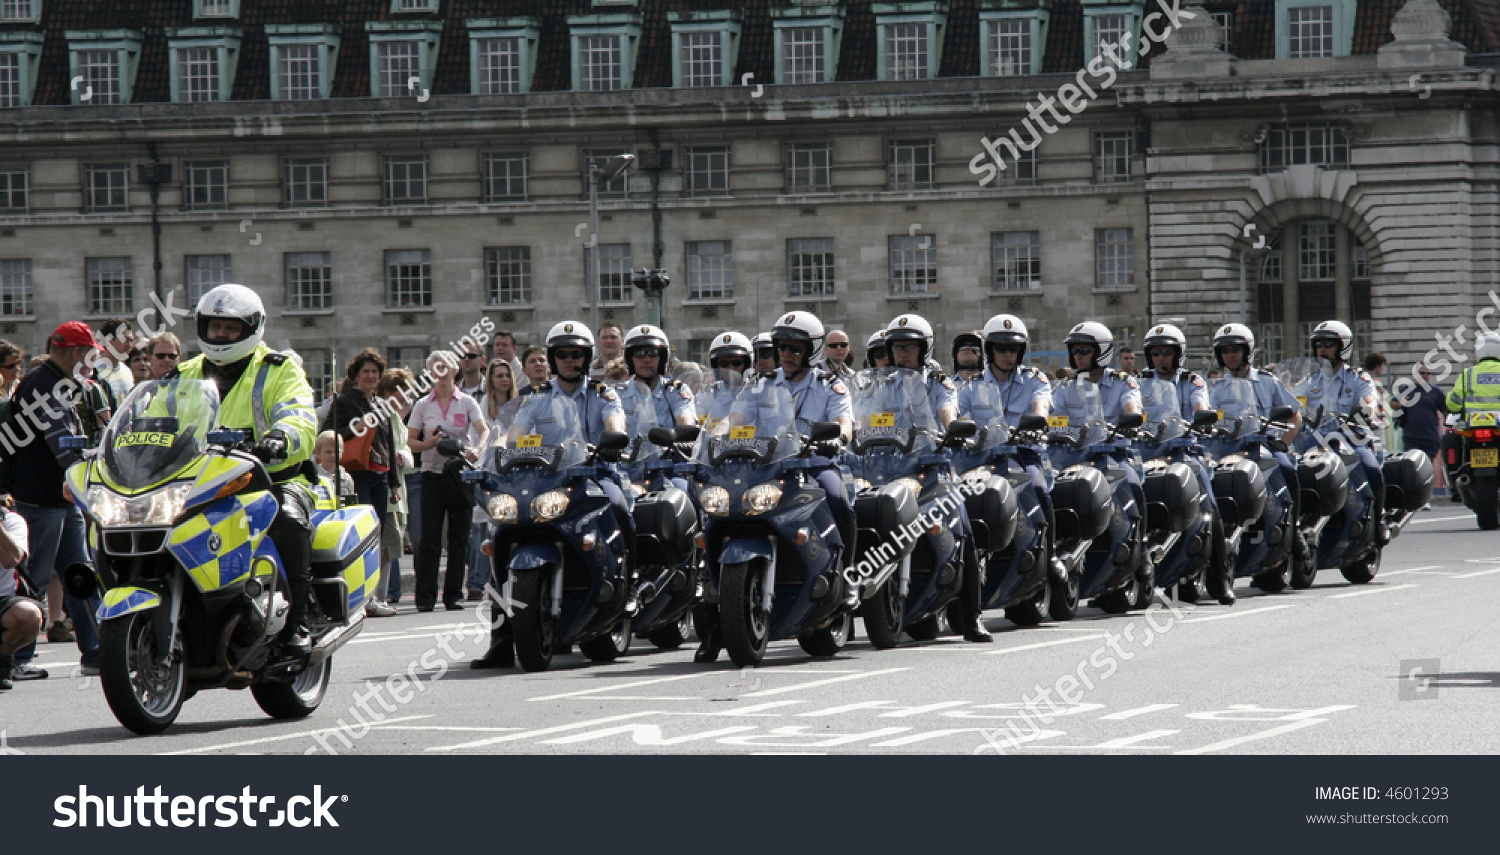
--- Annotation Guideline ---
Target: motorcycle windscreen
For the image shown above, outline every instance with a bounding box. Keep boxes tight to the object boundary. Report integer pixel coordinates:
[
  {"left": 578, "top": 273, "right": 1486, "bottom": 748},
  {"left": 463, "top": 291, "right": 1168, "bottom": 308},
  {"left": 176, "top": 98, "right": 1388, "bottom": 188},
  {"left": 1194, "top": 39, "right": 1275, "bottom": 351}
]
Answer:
[
  {"left": 622, "top": 381, "right": 666, "bottom": 479},
  {"left": 697, "top": 375, "right": 801, "bottom": 466},
  {"left": 696, "top": 370, "right": 747, "bottom": 436},
  {"left": 99, "top": 377, "right": 220, "bottom": 490},
  {"left": 1047, "top": 377, "right": 1108, "bottom": 468},
  {"left": 955, "top": 381, "right": 1012, "bottom": 453},
  {"left": 1136, "top": 376, "right": 1185, "bottom": 444},
  {"left": 499, "top": 390, "right": 588, "bottom": 471},
  {"left": 850, "top": 367, "right": 938, "bottom": 453},
  {"left": 1208, "top": 375, "right": 1261, "bottom": 437}
]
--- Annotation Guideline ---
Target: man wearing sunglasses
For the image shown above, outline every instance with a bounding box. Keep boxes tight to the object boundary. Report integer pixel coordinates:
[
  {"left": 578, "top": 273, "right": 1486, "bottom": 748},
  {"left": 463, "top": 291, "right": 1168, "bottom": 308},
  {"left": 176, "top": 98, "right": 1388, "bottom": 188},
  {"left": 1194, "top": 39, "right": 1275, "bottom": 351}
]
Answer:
[
  {"left": 820, "top": 329, "right": 855, "bottom": 380},
  {"left": 146, "top": 333, "right": 181, "bottom": 381},
  {"left": 456, "top": 347, "right": 487, "bottom": 400},
  {"left": 1308, "top": 320, "right": 1389, "bottom": 545},
  {"left": 1142, "top": 324, "right": 1210, "bottom": 420}
]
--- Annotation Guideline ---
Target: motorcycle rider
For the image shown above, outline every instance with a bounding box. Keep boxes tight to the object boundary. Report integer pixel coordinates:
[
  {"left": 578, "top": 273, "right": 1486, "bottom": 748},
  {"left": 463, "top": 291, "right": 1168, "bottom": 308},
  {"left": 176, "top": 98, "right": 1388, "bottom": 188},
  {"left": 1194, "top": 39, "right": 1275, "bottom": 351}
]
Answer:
[
  {"left": 176, "top": 284, "right": 319, "bottom": 658},
  {"left": 699, "top": 331, "right": 752, "bottom": 427},
  {"left": 885, "top": 314, "right": 990, "bottom": 642},
  {"left": 1443, "top": 331, "right": 1500, "bottom": 483},
  {"left": 951, "top": 331, "right": 985, "bottom": 384},
  {"left": 1054, "top": 322, "right": 1143, "bottom": 424},
  {"left": 617, "top": 324, "right": 698, "bottom": 431},
  {"left": 865, "top": 330, "right": 890, "bottom": 369},
  {"left": 1307, "top": 320, "right": 1389, "bottom": 545},
  {"left": 695, "top": 312, "right": 855, "bottom": 662},
  {"left": 752, "top": 332, "right": 777, "bottom": 376}
]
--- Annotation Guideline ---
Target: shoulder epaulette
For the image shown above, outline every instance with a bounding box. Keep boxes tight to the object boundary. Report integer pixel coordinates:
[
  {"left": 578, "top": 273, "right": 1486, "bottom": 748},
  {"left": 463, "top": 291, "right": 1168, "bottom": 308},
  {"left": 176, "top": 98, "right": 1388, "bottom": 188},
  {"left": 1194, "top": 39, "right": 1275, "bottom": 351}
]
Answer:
[
  {"left": 263, "top": 352, "right": 288, "bottom": 366},
  {"left": 589, "top": 380, "right": 609, "bottom": 395}
]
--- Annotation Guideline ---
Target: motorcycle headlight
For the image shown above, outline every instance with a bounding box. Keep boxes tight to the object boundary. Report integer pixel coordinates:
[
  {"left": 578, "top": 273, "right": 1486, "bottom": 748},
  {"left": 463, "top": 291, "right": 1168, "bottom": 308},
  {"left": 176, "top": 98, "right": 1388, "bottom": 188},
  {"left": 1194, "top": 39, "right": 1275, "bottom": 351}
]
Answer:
[
  {"left": 700, "top": 485, "right": 730, "bottom": 516},
  {"left": 743, "top": 482, "right": 783, "bottom": 514},
  {"left": 486, "top": 493, "right": 519, "bottom": 524},
  {"left": 530, "top": 490, "right": 570, "bottom": 523},
  {"left": 86, "top": 484, "right": 192, "bottom": 526},
  {"left": 961, "top": 467, "right": 992, "bottom": 483},
  {"left": 624, "top": 480, "right": 645, "bottom": 500},
  {"left": 895, "top": 477, "right": 924, "bottom": 499}
]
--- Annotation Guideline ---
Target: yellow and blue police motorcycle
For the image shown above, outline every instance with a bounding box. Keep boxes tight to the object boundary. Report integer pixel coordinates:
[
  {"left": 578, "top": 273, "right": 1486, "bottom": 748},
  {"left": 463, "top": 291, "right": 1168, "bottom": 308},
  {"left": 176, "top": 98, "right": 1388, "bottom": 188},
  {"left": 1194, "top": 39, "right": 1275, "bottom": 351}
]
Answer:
[{"left": 62, "top": 377, "right": 381, "bottom": 735}]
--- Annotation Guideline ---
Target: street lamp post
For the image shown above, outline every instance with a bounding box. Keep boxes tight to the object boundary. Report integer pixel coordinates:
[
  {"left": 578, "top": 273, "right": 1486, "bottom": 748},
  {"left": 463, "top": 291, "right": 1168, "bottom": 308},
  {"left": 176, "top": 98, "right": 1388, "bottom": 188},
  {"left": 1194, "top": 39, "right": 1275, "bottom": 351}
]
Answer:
[{"left": 588, "top": 153, "right": 636, "bottom": 336}]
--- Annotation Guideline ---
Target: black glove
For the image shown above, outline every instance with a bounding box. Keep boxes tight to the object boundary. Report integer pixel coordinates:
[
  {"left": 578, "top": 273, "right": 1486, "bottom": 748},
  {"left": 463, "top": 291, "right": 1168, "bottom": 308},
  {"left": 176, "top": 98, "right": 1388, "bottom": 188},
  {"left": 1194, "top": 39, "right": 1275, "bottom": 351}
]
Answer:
[
  {"left": 815, "top": 440, "right": 844, "bottom": 458},
  {"left": 252, "top": 430, "right": 289, "bottom": 465},
  {"left": 1268, "top": 438, "right": 1289, "bottom": 454}
]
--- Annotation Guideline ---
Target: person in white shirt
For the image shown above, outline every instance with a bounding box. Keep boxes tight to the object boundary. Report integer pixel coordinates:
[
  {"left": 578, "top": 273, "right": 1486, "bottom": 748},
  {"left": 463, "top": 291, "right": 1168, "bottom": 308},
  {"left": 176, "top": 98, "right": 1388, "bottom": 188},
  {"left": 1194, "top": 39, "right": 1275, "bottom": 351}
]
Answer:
[{"left": 0, "top": 503, "right": 40, "bottom": 691}]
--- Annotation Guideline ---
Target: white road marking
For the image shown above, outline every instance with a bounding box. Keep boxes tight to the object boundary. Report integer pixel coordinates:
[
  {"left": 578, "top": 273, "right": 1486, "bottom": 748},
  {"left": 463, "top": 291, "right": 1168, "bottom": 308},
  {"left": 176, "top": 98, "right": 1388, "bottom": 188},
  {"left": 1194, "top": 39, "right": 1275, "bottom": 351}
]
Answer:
[
  {"left": 1174, "top": 719, "right": 1327, "bottom": 755},
  {"left": 1328, "top": 583, "right": 1417, "bottom": 599},
  {"left": 159, "top": 714, "right": 433, "bottom": 755},
  {"left": 712, "top": 700, "right": 806, "bottom": 716},
  {"left": 428, "top": 712, "right": 661, "bottom": 751},
  {"left": 795, "top": 701, "right": 897, "bottom": 717},
  {"left": 1381, "top": 565, "right": 1443, "bottom": 576},
  {"left": 1405, "top": 515, "right": 1470, "bottom": 525},
  {"left": 741, "top": 667, "right": 910, "bottom": 698},
  {"left": 1176, "top": 604, "right": 1294, "bottom": 624},
  {"left": 878, "top": 701, "right": 972, "bottom": 718},
  {"left": 984, "top": 634, "right": 1107, "bottom": 656},
  {"left": 870, "top": 728, "right": 987, "bottom": 748},
  {"left": 541, "top": 725, "right": 758, "bottom": 746},
  {"left": 527, "top": 673, "right": 708, "bottom": 702},
  {"left": 1099, "top": 704, "right": 1179, "bottom": 720},
  {"left": 1450, "top": 567, "right": 1500, "bottom": 579}
]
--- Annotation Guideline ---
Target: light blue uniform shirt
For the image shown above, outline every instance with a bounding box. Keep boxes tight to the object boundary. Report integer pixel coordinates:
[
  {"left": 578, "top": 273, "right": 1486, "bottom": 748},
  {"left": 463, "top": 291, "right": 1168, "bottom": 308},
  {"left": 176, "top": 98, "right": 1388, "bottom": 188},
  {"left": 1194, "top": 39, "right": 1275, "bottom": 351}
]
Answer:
[
  {"left": 1051, "top": 370, "right": 1141, "bottom": 424},
  {"left": 771, "top": 368, "right": 852, "bottom": 434},
  {"left": 617, "top": 376, "right": 696, "bottom": 433},
  {"left": 1146, "top": 368, "right": 1209, "bottom": 420},
  {"left": 957, "top": 364, "right": 1051, "bottom": 428},
  {"left": 1247, "top": 368, "right": 1299, "bottom": 418},
  {"left": 551, "top": 379, "right": 624, "bottom": 445}
]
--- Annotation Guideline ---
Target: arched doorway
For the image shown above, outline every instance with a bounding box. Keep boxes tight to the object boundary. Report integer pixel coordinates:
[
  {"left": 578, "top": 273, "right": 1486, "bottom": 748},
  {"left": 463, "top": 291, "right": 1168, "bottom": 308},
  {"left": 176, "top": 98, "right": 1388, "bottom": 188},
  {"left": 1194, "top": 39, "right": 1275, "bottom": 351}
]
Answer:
[{"left": 1252, "top": 217, "right": 1373, "bottom": 364}]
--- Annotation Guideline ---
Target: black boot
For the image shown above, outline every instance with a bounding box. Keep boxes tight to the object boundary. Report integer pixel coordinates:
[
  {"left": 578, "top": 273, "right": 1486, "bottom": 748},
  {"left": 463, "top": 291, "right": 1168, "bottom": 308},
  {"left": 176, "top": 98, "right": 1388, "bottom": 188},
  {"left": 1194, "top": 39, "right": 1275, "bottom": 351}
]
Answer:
[
  {"left": 278, "top": 557, "right": 313, "bottom": 658},
  {"left": 693, "top": 606, "right": 722, "bottom": 663},
  {"left": 470, "top": 626, "right": 514, "bottom": 669}
]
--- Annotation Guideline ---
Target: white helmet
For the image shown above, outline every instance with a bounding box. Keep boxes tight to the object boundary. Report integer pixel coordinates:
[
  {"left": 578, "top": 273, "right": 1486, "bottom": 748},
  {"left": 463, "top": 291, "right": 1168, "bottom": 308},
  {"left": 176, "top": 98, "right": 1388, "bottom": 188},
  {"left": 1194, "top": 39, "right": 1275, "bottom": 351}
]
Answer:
[
  {"left": 1143, "top": 323, "right": 1187, "bottom": 371},
  {"left": 545, "top": 320, "right": 595, "bottom": 379},
  {"left": 709, "top": 331, "right": 752, "bottom": 367},
  {"left": 982, "top": 314, "right": 1030, "bottom": 362},
  {"left": 623, "top": 324, "right": 670, "bottom": 375},
  {"left": 1310, "top": 320, "right": 1354, "bottom": 363},
  {"left": 752, "top": 332, "right": 775, "bottom": 360},
  {"left": 196, "top": 283, "right": 266, "bottom": 365},
  {"left": 1212, "top": 323, "right": 1257, "bottom": 368},
  {"left": 1064, "top": 321, "right": 1115, "bottom": 370},
  {"left": 885, "top": 313, "right": 935, "bottom": 363},
  {"left": 1476, "top": 332, "right": 1500, "bottom": 362},
  {"left": 771, "top": 311, "right": 826, "bottom": 363}
]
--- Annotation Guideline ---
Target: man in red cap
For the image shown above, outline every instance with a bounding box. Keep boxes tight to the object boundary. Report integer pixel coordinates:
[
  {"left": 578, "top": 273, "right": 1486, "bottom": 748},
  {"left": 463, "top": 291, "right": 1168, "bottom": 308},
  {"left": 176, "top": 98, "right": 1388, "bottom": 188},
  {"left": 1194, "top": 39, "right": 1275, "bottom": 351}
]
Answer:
[{"left": 3, "top": 321, "right": 101, "bottom": 681}]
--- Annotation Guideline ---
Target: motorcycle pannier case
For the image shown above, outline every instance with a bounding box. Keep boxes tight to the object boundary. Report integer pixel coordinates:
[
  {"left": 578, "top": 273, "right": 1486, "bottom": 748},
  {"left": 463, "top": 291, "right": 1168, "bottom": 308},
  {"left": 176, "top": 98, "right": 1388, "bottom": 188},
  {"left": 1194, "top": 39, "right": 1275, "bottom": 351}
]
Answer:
[
  {"left": 1143, "top": 461, "right": 1202, "bottom": 533},
  {"left": 309, "top": 506, "right": 383, "bottom": 623},
  {"left": 1297, "top": 449, "right": 1351, "bottom": 517},
  {"left": 1213, "top": 457, "right": 1268, "bottom": 526},
  {"left": 1382, "top": 449, "right": 1434, "bottom": 514},
  {"left": 632, "top": 487, "right": 700, "bottom": 568},
  {"left": 1052, "top": 466, "right": 1111, "bottom": 541},
  {"left": 965, "top": 475, "right": 1018, "bottom": 553},
  {"left": 855, "top": 481, "right": 920, "bottom": 564}
]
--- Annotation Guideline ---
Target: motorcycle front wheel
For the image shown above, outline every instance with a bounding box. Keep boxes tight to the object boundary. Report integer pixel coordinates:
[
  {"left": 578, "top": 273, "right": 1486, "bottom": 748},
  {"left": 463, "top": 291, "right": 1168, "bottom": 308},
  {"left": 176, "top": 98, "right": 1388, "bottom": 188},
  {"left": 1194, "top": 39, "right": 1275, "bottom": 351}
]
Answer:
[
  {"left": 99, "top": 611, "right": 187, "bottom": 736},
  {"left": 798, "top": 611, "right": 853, "bottom": 658},
  {"left": 1473, "top": 480, "right": 1498, "bottom": 530},
  {"left": 512, "top": 568, "right": 558, "bottom": 672},
  {"left": 860, "top": 570, "right": 905, "bottom": 648},
  {"left": 721, "top": 562, "right": 770, "bottom": 667},
  {"left": 253, "top": 656, "right": 332, "bottom": 719},
  {"left": 580, "top": 617, "right": 633, "bottom": 662}
]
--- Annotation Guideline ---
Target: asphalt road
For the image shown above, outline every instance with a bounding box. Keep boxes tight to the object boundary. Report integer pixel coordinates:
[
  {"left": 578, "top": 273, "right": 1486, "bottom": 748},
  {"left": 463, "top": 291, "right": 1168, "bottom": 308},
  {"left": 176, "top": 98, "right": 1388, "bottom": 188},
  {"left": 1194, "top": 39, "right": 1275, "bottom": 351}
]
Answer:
[{"left": 4, "top": 504, "right": 1497, "bottom": 756}]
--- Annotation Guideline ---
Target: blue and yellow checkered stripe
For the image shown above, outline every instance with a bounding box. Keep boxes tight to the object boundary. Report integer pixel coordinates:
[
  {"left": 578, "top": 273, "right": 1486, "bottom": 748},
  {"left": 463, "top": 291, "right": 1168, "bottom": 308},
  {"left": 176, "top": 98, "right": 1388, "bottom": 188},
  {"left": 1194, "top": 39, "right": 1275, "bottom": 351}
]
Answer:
[
  {"left": 168, "top": 492, "right": 278, "bottom": 593},
  {"left": 96, "top": 587, "right": 161, "bottom": 621},
  {"left": 311, "top": 507, "right": 382, "bottom": 614}
]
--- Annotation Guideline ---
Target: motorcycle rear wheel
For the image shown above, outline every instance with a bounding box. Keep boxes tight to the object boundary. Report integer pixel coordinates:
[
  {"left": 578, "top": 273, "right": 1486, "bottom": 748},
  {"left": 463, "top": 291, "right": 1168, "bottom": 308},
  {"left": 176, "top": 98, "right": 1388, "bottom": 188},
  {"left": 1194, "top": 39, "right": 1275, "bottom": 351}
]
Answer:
[
  {"left": 905, "top": 613, "right": 941, "bottom": 641},
  {"left": 646, "top": 613, "right": 694, "bottom": 649},
  {"left": 580, "top": 618, "right": 633, "bottom": 662},
  {"left": 511, "top": 569, "right": 557, "bottom": 672},
  {"left": 1253, "top": 561, "right": 1289, "bottom": 592},
  {"left": 1048, "top": 565, "right": 1080, "bottom": 622},
  {"left": 99, "top": 611, "right": 187, "bottom": 736},
  {"left": 860, "top": 570, "right": 905, "bottom": 649},
  {"left": 1473, "top": 482, "right": 1499, "bottom": 530},
  {"left": 798, "top": 612, "right": 852, "bottom": 657},
  {"left": 252, "top": 656, "right": 331, "bottom": 719},
  {"left": 721, "top": 562, "right": 770, "bottom": 667},
  {"left": 1005, "top": 582, "right": 1051, "bottom": 627},
  {"left": 1340, "top": 547, "right": 1381, "bottom": 584}
]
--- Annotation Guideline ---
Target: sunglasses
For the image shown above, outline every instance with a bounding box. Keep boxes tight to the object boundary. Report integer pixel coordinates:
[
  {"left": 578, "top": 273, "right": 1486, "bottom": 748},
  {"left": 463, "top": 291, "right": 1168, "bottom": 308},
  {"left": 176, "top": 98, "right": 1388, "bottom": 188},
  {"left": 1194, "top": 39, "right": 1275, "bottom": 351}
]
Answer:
[
  {"left": 1314, "top": 342, "right": 1339, "bottom": 348},
  {"left": 958, "top": 345, "right": 982, "bottom": 353},
  {"left": 774, "top": 342, "right": 807, "bottom": 352},
  {"left": 891, "top": 342, "right": 921, "bottom": 353},
  {"left": 756, "top": 349, "right": 776, "bottom": 358},
  {"left": 1069, "top": 346, "right": 1098, "bottom": 355},
  {"left": 827, "top": 342, "right": 850, "bottom": 349},
  {"left": 463, "top": 353, "right": 482, "bottom": 360},
  {"left": 153, "top": 352, "right": 179, "bottom": 360},
  {"left": 1147, "top": 348, "right": 1175, "bottom": 358},
  {"left": 989, "top": 344, "right": 1021, "bottom": 354},
  {"left": 717, "top": 359, "right": 748, "bottom": 369},
  {"left": 553, "top": 349, "right": 587, "bottom": 360}
]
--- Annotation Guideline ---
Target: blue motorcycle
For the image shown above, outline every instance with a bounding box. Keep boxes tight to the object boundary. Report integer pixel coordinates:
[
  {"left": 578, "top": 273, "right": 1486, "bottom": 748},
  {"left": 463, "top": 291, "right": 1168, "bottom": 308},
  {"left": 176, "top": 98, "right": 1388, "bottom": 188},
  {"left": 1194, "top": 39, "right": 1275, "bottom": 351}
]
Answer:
[
  {"left": 1206, "top": 376, "right": 1301, "bottom": 592},
  {"left": 469, "top": 393, "right": 634, "bottom": 672},
  {"left": 1134, "top": 377, "right": 1222, "bottom": 602},
  {"left": 691, "top": 378, "right": 856, "bottom": 666}
]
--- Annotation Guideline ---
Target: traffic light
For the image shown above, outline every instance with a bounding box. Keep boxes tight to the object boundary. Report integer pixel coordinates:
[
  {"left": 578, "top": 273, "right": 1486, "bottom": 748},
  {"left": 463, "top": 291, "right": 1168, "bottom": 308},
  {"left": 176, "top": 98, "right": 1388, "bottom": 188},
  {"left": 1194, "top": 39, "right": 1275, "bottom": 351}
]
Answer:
[{"left": 631, "top": 268, "right": 670, "bottom": 293}]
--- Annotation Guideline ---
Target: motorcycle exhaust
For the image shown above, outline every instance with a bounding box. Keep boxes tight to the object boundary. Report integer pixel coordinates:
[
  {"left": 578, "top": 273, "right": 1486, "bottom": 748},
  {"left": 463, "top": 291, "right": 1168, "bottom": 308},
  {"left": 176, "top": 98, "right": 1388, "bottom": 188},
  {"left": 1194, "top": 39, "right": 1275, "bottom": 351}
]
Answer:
[{"left": 305, "top": 611, "right": 366, "bottom": 668}]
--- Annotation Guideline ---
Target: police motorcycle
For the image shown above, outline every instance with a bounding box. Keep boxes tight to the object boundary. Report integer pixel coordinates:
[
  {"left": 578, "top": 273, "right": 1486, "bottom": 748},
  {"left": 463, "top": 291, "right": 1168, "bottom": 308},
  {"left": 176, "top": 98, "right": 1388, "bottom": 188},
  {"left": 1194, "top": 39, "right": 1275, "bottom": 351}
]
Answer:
[
  {"left": 620, "top": 395, "right": 704, "bottom": 650},
  {"left": 949, "top": 382, "right": 1052, "bottom": 625},
  {"left": 843, "top": 368, "right": 995, "bottom": 646},
  {"left": 61, "top": 378, "right": 379, "bottom": 734},
  {"left": 1046, "top": 382, "right": 1152, "bottom": 614},
  {"left": 690, "top": 377, "right": 858, "bottom": 666},
  {"left": 1133, "top": 376, "right": 1223, "bottom": 602},
  {"left": 1450, "top": 410, "right": 1500, "bottom": 530},
  {"left": 1205, "top": 375, "right": 1301, "bottom": 591},
  {"left": 467, "top": 392, "right": 637, "bottom": 672}
]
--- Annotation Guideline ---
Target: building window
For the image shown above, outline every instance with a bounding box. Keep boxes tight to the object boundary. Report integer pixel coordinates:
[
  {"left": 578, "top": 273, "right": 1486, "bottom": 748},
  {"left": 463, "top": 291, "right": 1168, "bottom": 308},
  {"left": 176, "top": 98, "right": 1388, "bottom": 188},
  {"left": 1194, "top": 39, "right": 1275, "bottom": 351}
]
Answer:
[
  {"left": 286, "top": 251, "right": 332, "bottom": 310},
  {"left": 787, "top": 238, "right": 835, "bottom": 298},
  {"left": 0, "top": 165, "right": 28, "bottom": 213},
  {"left": 0, "top": 1, "right": 39, "bottom": 22},
  {"left": 995, "top": 147, "right": 1037, "bottom": 186},
  {"left": 887, "top": 139, "right": 934, "bottom": 191},
  {"left": 384, "top": 155, "right": 428, "bottom": 205},
  {"left": 301, "top": 347, "right": 332, "bottom": 404},
  {"left": 87, "top": 257, "right": 134, "bottom": 315},
  {"left": 85, "top": 163, "right": 130, "bottom": 213},
  {"left": 182, "top": 161, "right": 228, "bottom": 211},
  {"left": 595, "top": 243, "right": 632, "bottom": 304},
  {"left": 367, "top": 22, "right": 441, "bottom": 97},
  {"left": 0, "top": 258, "right": 32, "bottom": 317},
  {"left": 885, "top": 23, "right": 927, "bottom": 81},
  {"left": 890, "top": 234, "right": 936, "bottom": 294},
  {"left": 875, "top": 4, "right": 945, "bottom": 81},
  {"left": 785, "top": 143, "right": 832, "bottom": 194},
  {"left": 992, "top": 17, "right": 1031, "bottom": 76},
  {"left": 1351, "top": 243, "right": 1370, "bottom": 280},
  {"left": 66, "top": 32, "right": 141, "bottom": 105},
  {"left": 1299, "top": 219, "right": 1336, "bottom": 282},
  {"left": 185, "top": 254, "right": 231, "bottom": 306},
  {"left": 1210, "top": 11, "right": 1232, "bottom": 54},
  {"left": 385, "top": 249, "right": 432, "bottom": 308},
  {"left": 991, "top": 231, "right": 1041, "bottom": 292},
  {"left": 1259, "top": 122, "right": 1349, "bottom": 172},
  {"left": 569, "top": 14, "right": 641, "bottom": 92},
  {"left": 1287, "top": 5, "right": 1333, "bottom": 58},
  {"left": 683, "top": 146, "right": 731, "bottom": 197},
  {"left": 781, "top": 27, "right": 825, "bottom": 85},
  {"left": 194, "top": 0, "right": 239, "bottom": 19},
  {"left": 0, "top": 51, "right": 18, "bottom": 108},
  {"left": 180, "top": 46, "right": 218, "bottom": 101},
  {"left": 76, "top": 50, "right": 123, "bottom": 104},
  {"left": 284, "top": 157, "right": 328, "bottom": 208},
  {"left": 1095, "top": 228, "right": 1135, "bottom": 292},
  {"left": 377, "top": 41, "right": 420, "bottom": 97},
  {"left": 669, "top": 11, "right": 741, "bottom": 88},
  {"left": 483, "top": 152, "right": 528, "bottom": 202},
  {"left": 384, "top": 346, "right": 428, "bottom": 374},
  {"left": 168, "top": 31, "right": 241, "bottom": 104},
  {"left": 1083, "top": 4, "right": 1141, "bottom": 70},
  {"left": 685, "top": 338, "right": 710, "bottom": 366},
  {"left": 469, "top": 19, "right": 540, "bottom": 95},
  {"left": 772, "top": 5, "right": 844, "bottom": 84},
  {"left": 583, "top": 149, "right": 631, "bottom": 199},
  {"left": 485, "top": 246, "right": 531, "bottom": 305},
  {"left": 1093, "top": 131, "right": 1133, "bottom": 184},
  {"left": 277, "top": 44, "right": 320, "bottom": 100},
  {"left": 392, "top": 0, "right": 435, "bottom": 11},
  {"left": 687, "top": 241, "right": 733, "bottom": 300},
  {"left": 267, "top": 25, "right": 340, "bottom": 100}
]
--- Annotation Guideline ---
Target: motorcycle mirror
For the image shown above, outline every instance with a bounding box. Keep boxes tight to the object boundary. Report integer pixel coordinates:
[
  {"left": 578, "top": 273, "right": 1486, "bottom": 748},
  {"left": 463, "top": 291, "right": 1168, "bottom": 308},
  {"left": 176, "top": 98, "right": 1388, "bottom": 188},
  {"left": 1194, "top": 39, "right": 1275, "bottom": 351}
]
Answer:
[
  {"left": 1117, "top": 413, "right": 1144, "bottom": 432},
  {"left": 1192, "top": 410, "right": 1219, "bottom": 427},
  {"left": 58, "top": 435, "right": 89, "bottom": 451},
  {"left": 674, "top": 424, "right": 701, "bottom": 444},
  {"left": 1018, "top": 414, "right": 1048, "bottom": 433},
  {"left": 944, "top": 420, "right": 978, "bottom": 443},
  {"left": 435, "top": 437, "right": 463, "bottom": 458},
  {"left": 207, "top": 429, "right": 246, "bottom": 446},
  {"left": 1269, "top": 405, "right": 1296, "bottom": 423},
  {"left": 598, "top": 431, "right": 630, "bottom": 452},
  {"left": 809, "top": 422, "right": 841, "bottom": 443},
  {"left": 647, "top": 426, "right": 678, "bottom": 448}
]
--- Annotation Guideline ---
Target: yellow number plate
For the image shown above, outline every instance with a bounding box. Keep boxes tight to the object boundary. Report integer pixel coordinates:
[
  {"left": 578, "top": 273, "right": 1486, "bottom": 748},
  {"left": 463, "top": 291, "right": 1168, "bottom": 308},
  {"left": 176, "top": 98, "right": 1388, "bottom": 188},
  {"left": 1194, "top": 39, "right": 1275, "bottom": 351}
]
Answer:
[
  {"left": 871, "top": 412, "right": 896, "bottom": 428},
  {"left": 730, "top": 426, "right": 757, "bottom": 440},
  {"left": 516, "top": 434, "right": 542, "bottom": 449},
  {"left": 1047, "top": 416, "right": 1069, "bottom": 429},
  {"left": 1297, "top": 396, "right": 1307, "bottom": 407},
  {"left": 1471, "top": 412, "right": 1498, "bottom": 427},
  {"left": 1473, "top": 448, "right": 1498, "bottom": 468},
  {"left": 1216, "top": 409, "right": 1225, "bottom": 421}
]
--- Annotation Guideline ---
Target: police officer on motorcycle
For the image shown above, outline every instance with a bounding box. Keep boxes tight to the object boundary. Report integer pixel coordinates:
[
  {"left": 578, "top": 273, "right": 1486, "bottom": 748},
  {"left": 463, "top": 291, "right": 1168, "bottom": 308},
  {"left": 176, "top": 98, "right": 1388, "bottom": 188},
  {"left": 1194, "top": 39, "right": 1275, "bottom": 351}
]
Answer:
[
  {"left": 1308, "top": 320, "right": 1389, "bottom": 545},
  {"left": 1055, "top": 322, "right": 1143, "bottom": 424},
  {"left": 1143, "top": 324, "right": 1209, "bottom": 419},
  {"left": 865, "top": 330, "right": 890, "bottom": 369},
  {"left": 617, "top": 324, "right": 697, "bottom": 431},
  {"left": 1445, "top": 331, "right": 1500, "bottom": 440},
  {"left": 752, "top": 332, "right": 777, "bottom": 376},
  {"left": 952, "top": 330, "right": 985, "bottom": 384},
  {"left": 177, "top": 284, "right": 319, "bottom": 658}
]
